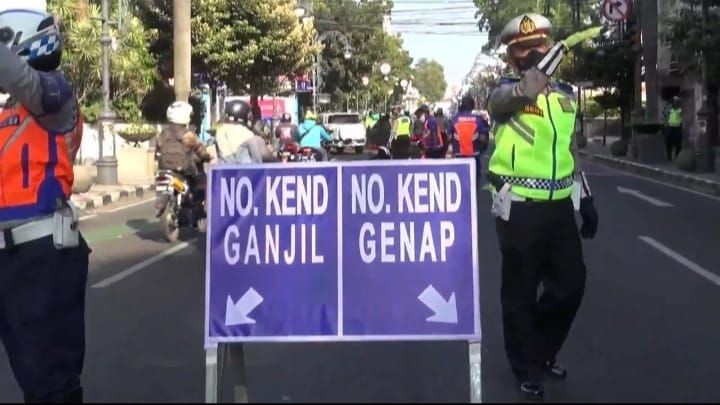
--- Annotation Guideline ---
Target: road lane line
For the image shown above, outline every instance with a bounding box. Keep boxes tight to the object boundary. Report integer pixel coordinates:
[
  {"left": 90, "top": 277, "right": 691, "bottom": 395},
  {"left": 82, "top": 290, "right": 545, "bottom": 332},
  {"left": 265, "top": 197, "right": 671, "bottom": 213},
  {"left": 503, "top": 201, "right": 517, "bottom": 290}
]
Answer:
[
  {"left": 91, "top": 241, "right": 193, "bottom": 288},
  {"left": 79, "top": 214, "right": 97, "bottom": 221},
  {"left": 103, "top": 197, "right": 155, "bottom": 213},
  {"left": 617, "top": 186, "right": 674, "bottom": 207},
  {"left": 638, "top": 236, "right": 720, "bottom": 287},
  {"left": 584, "top": 158, "right": 720, "bottom": 203}
]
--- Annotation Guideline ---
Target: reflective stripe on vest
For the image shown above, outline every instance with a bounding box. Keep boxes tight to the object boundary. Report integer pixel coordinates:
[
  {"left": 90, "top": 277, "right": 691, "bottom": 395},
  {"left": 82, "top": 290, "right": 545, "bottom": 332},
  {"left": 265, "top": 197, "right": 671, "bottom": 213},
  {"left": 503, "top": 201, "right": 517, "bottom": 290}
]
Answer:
[
  {"left": 668, "top": 108, "right": 682, "bottom": 127},
  {"left": 395, "top": 117, "right": 411, "bottom": 136},
  {"left": 488, "top": 91, "right": 576, "bottom": 200},
  {"left": 0, "top": 104, "right": 83, "bottom": 221}
]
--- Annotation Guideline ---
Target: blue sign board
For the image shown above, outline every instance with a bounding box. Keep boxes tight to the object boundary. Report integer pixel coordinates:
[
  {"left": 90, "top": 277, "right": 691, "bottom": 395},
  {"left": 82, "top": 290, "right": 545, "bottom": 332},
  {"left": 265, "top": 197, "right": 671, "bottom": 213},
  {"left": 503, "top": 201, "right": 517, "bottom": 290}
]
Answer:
[{"left": 205, "top": 160, "right": 480, "bottom": 346}]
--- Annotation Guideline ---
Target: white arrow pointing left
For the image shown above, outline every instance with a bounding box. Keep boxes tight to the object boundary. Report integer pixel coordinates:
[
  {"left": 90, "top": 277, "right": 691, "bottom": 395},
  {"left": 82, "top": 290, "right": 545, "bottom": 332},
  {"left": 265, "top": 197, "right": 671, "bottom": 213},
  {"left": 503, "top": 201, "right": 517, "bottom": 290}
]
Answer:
[
  {"left": 225, "top": 288, "right": 264, "bottom": 326},
  {"left": 418, "top": 285, "right": 458, "bottom": 324}
]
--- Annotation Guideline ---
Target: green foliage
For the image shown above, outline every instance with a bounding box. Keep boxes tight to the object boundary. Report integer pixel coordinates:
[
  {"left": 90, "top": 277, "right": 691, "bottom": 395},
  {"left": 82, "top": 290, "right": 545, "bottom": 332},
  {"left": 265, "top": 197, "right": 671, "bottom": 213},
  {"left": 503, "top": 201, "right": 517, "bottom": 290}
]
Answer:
[
  {"left": 662, "top": 0, "right": 720, "bottom": 84},
  {"left": 412, "top": 58, "right": 447, "bottom": 102},
  {"left": 313, "top": 0, "right": 413, "bottom": 107},
  {"left": 49, "top": 0, "right": 158, "bottom": 122}
]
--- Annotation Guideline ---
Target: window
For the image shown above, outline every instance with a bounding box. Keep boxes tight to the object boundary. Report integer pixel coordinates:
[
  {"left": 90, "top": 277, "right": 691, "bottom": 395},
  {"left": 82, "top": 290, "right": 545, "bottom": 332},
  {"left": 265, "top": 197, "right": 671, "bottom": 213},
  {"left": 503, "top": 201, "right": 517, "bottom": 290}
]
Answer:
[{"left": 327, "top": 114, "right": 361, "bottom": 124}]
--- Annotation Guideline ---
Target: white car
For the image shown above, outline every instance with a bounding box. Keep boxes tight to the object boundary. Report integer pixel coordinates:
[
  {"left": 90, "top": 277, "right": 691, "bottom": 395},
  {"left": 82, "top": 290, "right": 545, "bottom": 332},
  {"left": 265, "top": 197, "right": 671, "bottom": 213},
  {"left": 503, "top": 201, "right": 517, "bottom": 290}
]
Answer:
[{"left": 321, "top": 112, "right": 366, "bottom": 154}]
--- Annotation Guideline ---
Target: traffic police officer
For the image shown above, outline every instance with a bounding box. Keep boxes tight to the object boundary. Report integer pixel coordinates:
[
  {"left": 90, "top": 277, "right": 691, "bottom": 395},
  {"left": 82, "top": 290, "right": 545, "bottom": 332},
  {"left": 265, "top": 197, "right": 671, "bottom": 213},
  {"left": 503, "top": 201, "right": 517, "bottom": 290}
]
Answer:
[
  {"left": 390, "top": 111, "right": 412, "bottom": 159},
  {"left": 0, "top": 7, "right": 89, "bottom": 402},
  {"left": 487, "top": 13, "right": 601, "bottom": 399}
]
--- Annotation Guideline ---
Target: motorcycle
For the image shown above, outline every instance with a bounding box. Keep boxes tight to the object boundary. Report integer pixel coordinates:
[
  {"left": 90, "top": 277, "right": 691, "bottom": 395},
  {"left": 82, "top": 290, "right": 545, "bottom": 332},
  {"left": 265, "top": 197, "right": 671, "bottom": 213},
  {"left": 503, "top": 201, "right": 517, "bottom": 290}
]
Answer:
[{"left": 154, "top": 169, "right": 206, "bottom": 242}]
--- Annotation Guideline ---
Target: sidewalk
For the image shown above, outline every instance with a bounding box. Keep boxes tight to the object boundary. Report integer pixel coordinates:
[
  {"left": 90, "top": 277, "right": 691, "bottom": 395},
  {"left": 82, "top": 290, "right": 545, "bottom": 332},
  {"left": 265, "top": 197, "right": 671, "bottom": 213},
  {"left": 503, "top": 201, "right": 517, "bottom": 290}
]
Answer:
[
  {"left": 579, "top": 136, "right": 720, "bottom": 196},
  {"left": 71, "top": 184, "right": 155, "bottom": 211}
]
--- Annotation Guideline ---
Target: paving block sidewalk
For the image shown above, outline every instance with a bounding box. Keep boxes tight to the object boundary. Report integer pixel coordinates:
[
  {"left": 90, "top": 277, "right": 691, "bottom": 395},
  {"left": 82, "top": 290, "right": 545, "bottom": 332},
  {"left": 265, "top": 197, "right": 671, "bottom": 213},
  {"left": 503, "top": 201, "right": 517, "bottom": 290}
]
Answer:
[
  {"left": 71, "top": 184, "right": 155, "bottom": 211},
  {"left": 579, "top": 137, "right": 720, "bottom": 196}
]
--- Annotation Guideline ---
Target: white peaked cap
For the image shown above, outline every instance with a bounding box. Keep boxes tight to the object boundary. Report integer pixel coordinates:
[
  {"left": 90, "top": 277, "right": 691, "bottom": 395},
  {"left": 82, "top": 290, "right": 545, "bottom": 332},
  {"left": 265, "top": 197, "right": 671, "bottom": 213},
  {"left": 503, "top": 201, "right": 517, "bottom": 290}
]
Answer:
[{"left": 0, "top": 0, "right": 47, "bottom": 12}]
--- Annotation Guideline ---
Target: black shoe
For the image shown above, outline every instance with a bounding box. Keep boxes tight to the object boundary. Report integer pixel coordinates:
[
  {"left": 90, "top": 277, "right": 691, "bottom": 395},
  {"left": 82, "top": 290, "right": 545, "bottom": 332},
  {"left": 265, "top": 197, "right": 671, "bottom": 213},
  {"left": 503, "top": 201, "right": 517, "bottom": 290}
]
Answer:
[
  {"left": 544, "top": 361, "right": 567, "bottom": 380},
  {"left": 520, "top": 382, "right": 544, "bottom": 400}
]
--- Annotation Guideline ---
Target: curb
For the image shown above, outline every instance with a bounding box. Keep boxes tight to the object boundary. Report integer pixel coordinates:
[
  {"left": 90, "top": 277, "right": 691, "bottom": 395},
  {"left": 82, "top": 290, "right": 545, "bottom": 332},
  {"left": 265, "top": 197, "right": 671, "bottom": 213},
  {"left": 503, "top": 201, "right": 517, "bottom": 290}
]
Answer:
[
  {"left": 71, "top": 185, "right": 155, "bottom": 211},
  {"left": 579, "top": 150, "right": 720, "bottom": 196}
]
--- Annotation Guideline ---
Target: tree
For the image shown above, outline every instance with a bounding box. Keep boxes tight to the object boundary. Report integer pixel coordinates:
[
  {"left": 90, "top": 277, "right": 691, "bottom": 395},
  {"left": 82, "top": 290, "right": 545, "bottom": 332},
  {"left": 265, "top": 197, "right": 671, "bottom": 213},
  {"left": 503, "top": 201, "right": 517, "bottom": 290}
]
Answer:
[
  {"left": 136, "top": 0, "right": 317, "bottom": 95},
  {"left": 312, "top": 0, "right": 414, "bottom": 109},
  {"left": 50, "top": 0, "right": 158, "bottom": 122},
  {"left": 412, "top": 59, "right": 447, "bottom": 102}
]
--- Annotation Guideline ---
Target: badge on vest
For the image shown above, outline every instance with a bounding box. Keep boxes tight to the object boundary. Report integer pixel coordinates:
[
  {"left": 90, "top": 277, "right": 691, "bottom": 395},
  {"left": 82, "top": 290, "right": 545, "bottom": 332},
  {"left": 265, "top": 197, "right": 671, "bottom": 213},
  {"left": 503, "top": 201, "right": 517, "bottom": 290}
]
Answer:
[
  {"left": 522, "top": 104, "right": 544, "bottom": 117},
  {"left": 0, "top": 114, "right": 20, "bottom": 128}
]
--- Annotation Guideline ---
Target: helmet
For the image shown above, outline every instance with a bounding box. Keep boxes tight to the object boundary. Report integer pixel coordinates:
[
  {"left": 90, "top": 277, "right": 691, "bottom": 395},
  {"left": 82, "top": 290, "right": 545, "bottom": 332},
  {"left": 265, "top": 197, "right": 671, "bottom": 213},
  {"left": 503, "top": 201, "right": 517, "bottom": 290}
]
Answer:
[
  {"left": 280, "top": 113, "right": 292, "bottom": 123},
  {"left": 166, "top": 101, "right": 193, "bottom": 125},
  {"left": 225, "top": 100, "right": 252, "bottom": 123},
  {"left": 435, "top": 107, "right": 444, "bottom": 116},
  {"left": 305, "top": 111, "right": 317, "bottom": 121},
  {"left": 0, "top": 9, "right": 62, "bottom": 71}
]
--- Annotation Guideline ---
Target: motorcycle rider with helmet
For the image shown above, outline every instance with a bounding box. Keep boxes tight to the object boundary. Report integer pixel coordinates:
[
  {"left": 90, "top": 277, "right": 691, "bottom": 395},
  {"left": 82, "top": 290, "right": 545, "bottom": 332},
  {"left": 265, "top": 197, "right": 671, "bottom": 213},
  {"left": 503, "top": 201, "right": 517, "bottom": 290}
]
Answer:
[
  {"left": 157, "top": 101, "right": 212, "bottom": 223},
  {"left": 0, "top": 7, "right": 89, "bottom": 402},
  {"left": 275, "top": 112, "right": 298, "bottom": 149},
  {"left": 296, "top": 111, "right": 332, "bottom": 161},
  {"left": 214, "top": 100, "right": 268, "bottom": 164}
]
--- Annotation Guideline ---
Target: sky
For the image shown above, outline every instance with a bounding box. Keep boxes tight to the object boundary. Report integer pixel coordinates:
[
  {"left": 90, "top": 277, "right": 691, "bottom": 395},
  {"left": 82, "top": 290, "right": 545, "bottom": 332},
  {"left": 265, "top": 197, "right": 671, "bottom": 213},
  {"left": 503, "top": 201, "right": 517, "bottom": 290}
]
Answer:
[{"left": 390, "top": 0, "right": 488, "bottom": 97}]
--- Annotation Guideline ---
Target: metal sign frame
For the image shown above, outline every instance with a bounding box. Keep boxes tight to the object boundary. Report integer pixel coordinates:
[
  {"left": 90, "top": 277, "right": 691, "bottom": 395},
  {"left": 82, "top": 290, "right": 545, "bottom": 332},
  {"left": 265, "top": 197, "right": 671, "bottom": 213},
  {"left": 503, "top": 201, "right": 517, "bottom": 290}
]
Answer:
[{"left": 602, "top": 0, "right": 630, "bottom": 22}]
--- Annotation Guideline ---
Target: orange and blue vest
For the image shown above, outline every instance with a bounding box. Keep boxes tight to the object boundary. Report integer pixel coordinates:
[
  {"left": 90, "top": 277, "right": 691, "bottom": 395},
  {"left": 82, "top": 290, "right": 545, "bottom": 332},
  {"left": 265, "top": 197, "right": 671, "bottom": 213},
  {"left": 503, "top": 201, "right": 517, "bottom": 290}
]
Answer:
[
  {"left": 0, "top": 103, "right": 83, "bottom": 221},
  {"left": 450, "top": 111, "right": 488, "bottom": 156}
]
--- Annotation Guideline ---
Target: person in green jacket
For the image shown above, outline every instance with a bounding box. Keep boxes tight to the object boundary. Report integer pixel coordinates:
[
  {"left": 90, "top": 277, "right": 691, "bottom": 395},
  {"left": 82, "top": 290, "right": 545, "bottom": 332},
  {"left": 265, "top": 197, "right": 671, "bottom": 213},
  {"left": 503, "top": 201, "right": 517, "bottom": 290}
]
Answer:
[
  {"left": 664, "top": 96, "right": 683, "bottom": 160},
  {"left": 487, "top": 13, "right": 601, "bottom": 400}
]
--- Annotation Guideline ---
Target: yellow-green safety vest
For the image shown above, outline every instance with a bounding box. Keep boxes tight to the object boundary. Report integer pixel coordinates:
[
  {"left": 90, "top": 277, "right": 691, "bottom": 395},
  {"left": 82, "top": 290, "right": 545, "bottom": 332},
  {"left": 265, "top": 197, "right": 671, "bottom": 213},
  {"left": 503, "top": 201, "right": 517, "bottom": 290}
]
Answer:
[
  {"left": 488, "top": 90, "right": 577, "bottom": 200},
  {"left": 668, "top": 108, "right": 682, "bottom": 127},
  {"left": 395, "top": 116, "right": 411, "bottom": 137}
]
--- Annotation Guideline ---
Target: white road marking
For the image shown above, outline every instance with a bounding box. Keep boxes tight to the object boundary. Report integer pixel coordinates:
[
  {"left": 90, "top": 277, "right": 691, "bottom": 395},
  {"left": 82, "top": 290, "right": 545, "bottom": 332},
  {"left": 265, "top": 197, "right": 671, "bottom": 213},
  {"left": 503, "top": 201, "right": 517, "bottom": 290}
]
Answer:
[
  {"left": 79, "top": 214, "right": 97, "bottom": 221},
  {"left": 584, "top": 158, "right": 720, "bottom": 203},
  {"left": 91, "top": 241, "right": 193, "bottom": 288},
  {"left": 103, "top": 197, "right": 155, "bottom": 213},
  {"left": 638, "top": 236, "right": 720, "bottom": 287},
  {"left": 617, "top": 186, "right": 674, "bottom": 207}
]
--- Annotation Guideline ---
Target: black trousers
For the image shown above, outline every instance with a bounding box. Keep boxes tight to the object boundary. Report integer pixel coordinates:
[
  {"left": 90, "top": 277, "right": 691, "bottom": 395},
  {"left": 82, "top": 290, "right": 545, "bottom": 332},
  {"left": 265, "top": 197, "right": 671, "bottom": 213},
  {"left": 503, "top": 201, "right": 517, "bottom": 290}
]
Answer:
[
  {"left": 664, "top": 126, "right": 682, "bottom": 161},
  {"left": 391, "top": 136, "right": 411, "bottom": 159},
  {"left": 494, "top": 198, "right": 586, "bottom": 383},
  {"left": 0, "top": 235, "right": 90, "bottom": 402}
]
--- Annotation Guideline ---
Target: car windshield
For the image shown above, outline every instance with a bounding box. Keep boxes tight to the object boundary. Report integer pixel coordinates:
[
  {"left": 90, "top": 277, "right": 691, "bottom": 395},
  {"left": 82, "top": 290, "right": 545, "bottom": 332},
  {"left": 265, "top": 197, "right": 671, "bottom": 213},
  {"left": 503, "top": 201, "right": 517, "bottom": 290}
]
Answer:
[{"left": 328, "top": 114, "right": 361, "bottom": 124}]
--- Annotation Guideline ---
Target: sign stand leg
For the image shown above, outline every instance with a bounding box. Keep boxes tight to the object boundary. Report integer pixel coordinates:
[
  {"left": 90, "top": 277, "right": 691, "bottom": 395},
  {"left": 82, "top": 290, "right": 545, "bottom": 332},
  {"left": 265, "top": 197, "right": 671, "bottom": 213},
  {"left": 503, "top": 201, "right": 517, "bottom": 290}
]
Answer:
[
  {"left": 468, "top": 340, "right": 482, "bottom": 403},
  {"left": 205, "top": 345, "right": 218, "bottom": 403},
  {"left": 228, "top": 344, "right": 249, "bottom": 403}
]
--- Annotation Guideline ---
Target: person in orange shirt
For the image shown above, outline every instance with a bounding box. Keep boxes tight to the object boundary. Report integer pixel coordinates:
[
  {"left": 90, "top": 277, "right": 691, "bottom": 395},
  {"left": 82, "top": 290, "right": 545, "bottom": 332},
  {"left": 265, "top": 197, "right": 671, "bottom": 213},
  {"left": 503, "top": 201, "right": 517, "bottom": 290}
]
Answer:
[
  {"left": 0, "top": 9, "right": 89, "bottom": 403},
  {"left": 448, "top": 95, "right": 489, "bottom": 181}
]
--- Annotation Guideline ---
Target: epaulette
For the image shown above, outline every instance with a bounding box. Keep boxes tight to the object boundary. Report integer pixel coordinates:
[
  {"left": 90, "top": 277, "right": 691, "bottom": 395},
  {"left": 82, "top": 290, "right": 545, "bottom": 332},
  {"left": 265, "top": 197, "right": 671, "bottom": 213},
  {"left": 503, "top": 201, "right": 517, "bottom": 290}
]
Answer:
[{"left": 552, "top": 81, "right": 575, "bottom": 98}]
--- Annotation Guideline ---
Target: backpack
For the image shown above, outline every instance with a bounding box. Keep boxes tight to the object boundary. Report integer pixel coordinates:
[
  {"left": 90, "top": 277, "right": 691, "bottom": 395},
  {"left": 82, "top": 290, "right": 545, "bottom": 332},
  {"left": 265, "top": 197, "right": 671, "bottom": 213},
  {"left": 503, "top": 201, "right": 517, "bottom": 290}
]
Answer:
[{"left": 159, "top": 127, "right": 193, "bottom": 173}]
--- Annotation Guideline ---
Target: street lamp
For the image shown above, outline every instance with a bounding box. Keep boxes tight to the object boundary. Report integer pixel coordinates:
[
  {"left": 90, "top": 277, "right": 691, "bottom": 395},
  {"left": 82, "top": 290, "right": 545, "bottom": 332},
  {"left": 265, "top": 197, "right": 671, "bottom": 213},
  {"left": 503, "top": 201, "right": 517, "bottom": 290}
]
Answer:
[
  {"left": 380, "top": 62, "right": 391, "bottom": 81},
  {"left": 96, "top": 0, "right": 118, "bottom": 185},
  {"left": 343, "top": 49, "right": 352, "bottom": 60},
  {"left": 294, "top": 6, "right": 307, "bottom": 18}
]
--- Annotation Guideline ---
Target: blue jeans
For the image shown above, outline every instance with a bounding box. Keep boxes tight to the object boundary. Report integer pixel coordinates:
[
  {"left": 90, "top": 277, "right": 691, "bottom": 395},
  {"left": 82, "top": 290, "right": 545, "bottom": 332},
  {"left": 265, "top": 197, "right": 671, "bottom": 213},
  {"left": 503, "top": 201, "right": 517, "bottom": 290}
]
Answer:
[{"left": 0, "top": 235, "right": 90, "bottom": 402}]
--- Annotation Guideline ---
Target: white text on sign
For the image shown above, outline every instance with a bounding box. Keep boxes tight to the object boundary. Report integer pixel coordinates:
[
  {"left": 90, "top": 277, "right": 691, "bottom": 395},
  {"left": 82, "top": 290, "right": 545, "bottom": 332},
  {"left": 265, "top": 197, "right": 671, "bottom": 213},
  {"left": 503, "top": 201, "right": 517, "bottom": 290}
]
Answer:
[
  {"left": 351, "top": 172, "right": 462, "bottom": 264},
  {"left": 219, "top": 175, "right": 329, "bottom": 266}
]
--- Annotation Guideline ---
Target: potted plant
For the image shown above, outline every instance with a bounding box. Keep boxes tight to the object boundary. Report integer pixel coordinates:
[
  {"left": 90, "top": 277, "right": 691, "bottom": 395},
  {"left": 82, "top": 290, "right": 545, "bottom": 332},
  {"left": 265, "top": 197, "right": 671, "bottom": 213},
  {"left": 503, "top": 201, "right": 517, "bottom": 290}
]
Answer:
[{"left": 118, "top": 122, "right": 157, "bottom": 147}]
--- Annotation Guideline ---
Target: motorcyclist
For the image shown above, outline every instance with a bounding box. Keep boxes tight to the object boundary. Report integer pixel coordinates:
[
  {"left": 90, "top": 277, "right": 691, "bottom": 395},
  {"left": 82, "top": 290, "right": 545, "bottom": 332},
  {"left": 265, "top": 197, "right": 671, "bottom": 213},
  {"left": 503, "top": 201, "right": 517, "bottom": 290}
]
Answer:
[
  {"left": 275, "top": 112, "right": 298, "bottom": 149},
  {"left": 0, "top": 7, "right": 88, "bottom": 402},
  {"left": 296, "top": 111, "right": 332, "bottom": 161},
  {"left": 157, "top": 101, "right": 212, "bottom": 222},
  {"left": 213, "top": 100, "right": 269, "bottom": 164},
  {"left": 416, "top": 104, "right": 444, "bottom": 158}
]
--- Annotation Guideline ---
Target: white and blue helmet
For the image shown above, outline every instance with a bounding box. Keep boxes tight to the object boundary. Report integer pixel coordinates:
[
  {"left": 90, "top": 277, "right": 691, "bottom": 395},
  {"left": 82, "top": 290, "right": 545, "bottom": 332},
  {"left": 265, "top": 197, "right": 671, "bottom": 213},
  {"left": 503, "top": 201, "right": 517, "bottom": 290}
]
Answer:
[{"left": 0, "top": 8, "right": 62, "bottom": 71}]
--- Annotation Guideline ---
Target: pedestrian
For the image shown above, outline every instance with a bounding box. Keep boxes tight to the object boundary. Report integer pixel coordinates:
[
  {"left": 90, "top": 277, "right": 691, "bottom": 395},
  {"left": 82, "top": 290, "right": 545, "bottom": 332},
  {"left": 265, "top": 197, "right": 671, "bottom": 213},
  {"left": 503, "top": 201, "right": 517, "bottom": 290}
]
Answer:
[
  {"left": 0, "top": 9, "right": 90, "bottom": 402},
  {"left": 390, "top": 111, "right": 412, "bottom": 159},
  {"left": 487, "top": 13, "right": 600, "bottom": 400},
  {"left": 665, "top": 96, "right": 683, "bottom": 160}
]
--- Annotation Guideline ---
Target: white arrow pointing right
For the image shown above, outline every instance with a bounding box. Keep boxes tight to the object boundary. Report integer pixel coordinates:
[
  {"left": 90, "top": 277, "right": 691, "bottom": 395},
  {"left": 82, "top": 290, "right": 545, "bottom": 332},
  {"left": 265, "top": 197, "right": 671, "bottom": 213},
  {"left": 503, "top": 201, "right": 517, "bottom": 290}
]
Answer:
[
  {"left": 418, "top": 285, "right": 458, "bottom": 324},
  {"left": 617, "top": 186, "right": 674, "bottom": 207},
  {"left": 225, "top": 288, "right": 264, "bottom": 326}
]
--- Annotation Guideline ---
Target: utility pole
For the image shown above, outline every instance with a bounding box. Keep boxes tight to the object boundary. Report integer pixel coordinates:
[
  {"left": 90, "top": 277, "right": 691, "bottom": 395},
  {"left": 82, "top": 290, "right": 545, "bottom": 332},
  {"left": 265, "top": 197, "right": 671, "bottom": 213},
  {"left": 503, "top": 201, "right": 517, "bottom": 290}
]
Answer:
[
  {"left": 95, "top": 0, "right": 118, "bottom": 185},
  {"left": 695, "top": 0, "right": 713, "bottom": 172},
  {"left": 173, "top": 0, "right": 192, "bottom": 101}
]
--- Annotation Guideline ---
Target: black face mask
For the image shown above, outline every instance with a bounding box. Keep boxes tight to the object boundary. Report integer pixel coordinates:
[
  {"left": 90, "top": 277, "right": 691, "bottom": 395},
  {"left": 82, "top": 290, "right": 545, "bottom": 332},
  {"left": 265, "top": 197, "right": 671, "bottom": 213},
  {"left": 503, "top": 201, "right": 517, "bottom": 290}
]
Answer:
[{"left": 516, "top": 49, "right": 546, "bottom": 72}]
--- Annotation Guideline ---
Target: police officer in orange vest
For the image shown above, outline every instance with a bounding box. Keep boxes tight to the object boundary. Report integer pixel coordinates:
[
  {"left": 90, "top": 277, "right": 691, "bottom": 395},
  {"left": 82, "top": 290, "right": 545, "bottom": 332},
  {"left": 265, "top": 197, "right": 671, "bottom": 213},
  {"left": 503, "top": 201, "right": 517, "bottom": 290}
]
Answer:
[{"left": 0, "top": 9, "right": 89, "bottom": 403}]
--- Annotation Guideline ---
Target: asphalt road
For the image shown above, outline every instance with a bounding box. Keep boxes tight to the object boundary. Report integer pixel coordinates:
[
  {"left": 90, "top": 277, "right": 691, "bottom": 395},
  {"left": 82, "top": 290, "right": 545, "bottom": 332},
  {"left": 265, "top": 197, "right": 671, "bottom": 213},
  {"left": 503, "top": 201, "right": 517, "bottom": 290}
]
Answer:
[{"left": 1, "top": 155, "right": 719, "bottom": 403}]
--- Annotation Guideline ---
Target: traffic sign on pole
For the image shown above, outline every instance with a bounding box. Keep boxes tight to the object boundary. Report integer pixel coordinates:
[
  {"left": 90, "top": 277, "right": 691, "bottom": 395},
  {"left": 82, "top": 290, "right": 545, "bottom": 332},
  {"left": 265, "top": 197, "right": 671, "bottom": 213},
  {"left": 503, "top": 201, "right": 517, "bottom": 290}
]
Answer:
[
  {"left": 602, "top": 0, "right": 630, "bottom": 22},
  {"left": 204, "top": 160, "right": 480, "bottom": 344}
]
